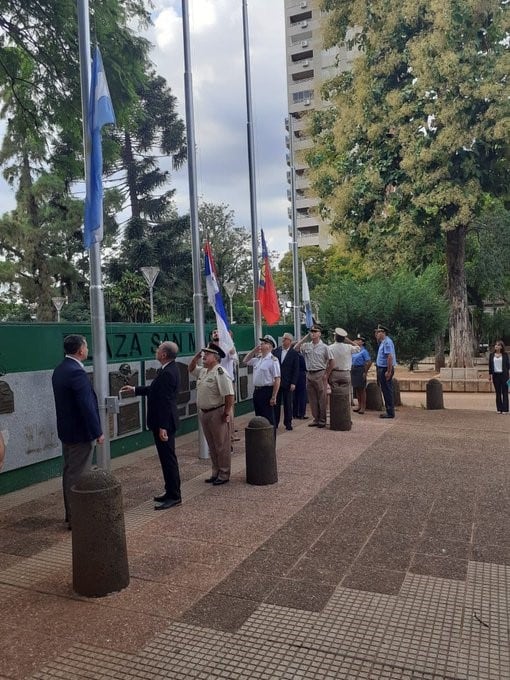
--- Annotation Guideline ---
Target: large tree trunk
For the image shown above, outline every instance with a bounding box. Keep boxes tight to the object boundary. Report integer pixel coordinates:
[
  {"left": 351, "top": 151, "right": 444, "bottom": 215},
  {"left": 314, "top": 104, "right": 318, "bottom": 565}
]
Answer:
[
  {"left": 446, "top": 226, "right": 473, "bottom": 367},
  {"left": 434, "top": 334, "right": 445, "bottom": 373}
]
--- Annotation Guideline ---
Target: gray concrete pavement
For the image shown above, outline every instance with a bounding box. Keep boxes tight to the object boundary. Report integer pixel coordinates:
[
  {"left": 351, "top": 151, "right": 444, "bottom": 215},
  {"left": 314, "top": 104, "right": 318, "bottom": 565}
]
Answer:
[{"left": 0, "top": 397, "right": 509, "bottom": 679}]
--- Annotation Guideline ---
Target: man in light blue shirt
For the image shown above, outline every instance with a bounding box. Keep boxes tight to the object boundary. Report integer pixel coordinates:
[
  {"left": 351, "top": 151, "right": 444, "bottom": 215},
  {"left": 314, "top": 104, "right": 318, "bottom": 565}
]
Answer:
[{"left": 375, "top": 325, "right": 397, "bottom": 418}]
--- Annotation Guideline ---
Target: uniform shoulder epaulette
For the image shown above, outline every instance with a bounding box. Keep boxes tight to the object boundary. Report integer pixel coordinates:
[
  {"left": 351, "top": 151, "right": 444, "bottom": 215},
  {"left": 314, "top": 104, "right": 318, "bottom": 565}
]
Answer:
[{"left": 218, "top": 367, "right": 224, "bottom": 374}]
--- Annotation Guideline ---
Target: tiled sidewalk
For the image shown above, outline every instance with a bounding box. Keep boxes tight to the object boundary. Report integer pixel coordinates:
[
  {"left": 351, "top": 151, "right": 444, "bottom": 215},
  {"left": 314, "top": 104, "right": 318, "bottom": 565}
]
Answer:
[{"left": 0, "top": 402, "right": 509, "bottom": 679}]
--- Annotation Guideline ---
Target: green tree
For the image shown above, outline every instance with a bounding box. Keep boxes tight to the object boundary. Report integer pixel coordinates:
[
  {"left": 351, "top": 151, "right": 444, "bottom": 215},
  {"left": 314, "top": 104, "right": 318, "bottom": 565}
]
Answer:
[
  {"left": 109, "top": 271, "right": 150, "bottom": 322},
  {"left": 312, "top": 0, "right": 509, "bottom": 366},
  {"left": 316, "top": 268, "right": 448, "bottom": 362},
  {"left": 198, "top": 202, "right": 254, "bottom": 323}
]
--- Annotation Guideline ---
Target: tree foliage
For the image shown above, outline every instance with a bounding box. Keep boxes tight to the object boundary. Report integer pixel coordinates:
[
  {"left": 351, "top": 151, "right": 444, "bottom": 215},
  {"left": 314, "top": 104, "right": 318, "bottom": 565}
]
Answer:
[
  {"left": 315, "top": 267, "right": 449, "bottom": 362},
  {"left": 312, "top": 0, "right": 510, "bottom": 365},
  {"left": 0, "top": 1, "right": 188, "bottom": 322}
]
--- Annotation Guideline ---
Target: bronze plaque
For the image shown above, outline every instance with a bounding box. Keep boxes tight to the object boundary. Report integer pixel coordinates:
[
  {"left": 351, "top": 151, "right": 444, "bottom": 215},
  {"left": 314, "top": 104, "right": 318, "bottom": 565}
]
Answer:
[
  {"left": 110, "top": 364, "right": 139, "bottom": 395},
  {"left": 240, "top": 375, "right": 248, "bottom": 400},
  {"left": 117, "top": 403, "right": 141, "bottom": 435},
  {"left": 0, "top": 381, "right": 14, "bottom": 414}
]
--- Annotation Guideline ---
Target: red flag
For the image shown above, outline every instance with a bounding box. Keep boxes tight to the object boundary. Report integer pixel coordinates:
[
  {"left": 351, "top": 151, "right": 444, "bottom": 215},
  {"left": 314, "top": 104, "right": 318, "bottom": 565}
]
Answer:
[{"left": 257, "top": 229, "right": 280, "bottom": 325}]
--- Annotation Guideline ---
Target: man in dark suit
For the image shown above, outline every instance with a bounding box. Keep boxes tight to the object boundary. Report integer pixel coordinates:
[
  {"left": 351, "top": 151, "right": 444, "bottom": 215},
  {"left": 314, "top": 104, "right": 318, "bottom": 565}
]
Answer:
[
  {"left": 272, "top": 332, "right": 300, "bottom": 431},
  {"left": 52, "top": 334, "right": 104, "bottom": 529},
  {"left": 121, "top": 341, "right": 182, "bottom": 509}
]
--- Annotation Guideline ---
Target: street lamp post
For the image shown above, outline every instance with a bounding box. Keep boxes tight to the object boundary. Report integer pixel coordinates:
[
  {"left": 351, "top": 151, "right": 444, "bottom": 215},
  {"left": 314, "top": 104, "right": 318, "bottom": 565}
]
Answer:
[
  {"left": 51, "top": 296, "right": 67, "bottom": 322},
  {"left": 140, "top": 266, "right": 160, "bottom": 323},
  {"left": 280, "top": 294, "right": 290, "bottom": 324},
  {"left": 224, "top": 281, "right": 236, "bottom": 325}
]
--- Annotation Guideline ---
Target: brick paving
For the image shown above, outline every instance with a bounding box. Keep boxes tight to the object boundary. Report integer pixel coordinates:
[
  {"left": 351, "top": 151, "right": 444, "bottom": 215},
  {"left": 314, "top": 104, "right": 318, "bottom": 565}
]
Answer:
[{"left": 0, "top": 397, "right": 509, "bottom": 679}]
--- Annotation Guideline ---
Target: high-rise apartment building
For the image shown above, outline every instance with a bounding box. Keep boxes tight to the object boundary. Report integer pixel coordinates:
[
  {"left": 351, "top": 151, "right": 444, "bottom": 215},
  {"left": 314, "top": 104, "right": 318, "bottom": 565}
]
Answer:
[{"left": 284, "top": 0, "right": 356, "bottom": 249}]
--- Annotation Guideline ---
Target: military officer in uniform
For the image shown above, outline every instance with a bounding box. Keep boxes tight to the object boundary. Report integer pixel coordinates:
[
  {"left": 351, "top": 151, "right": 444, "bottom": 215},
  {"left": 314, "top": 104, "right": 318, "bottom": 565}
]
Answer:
[
  {"left": 243, "top": 334, "right": 281, "bottom": 429},
  {"left": 188, "top": 343, "right": 235, "bottom": 485}
]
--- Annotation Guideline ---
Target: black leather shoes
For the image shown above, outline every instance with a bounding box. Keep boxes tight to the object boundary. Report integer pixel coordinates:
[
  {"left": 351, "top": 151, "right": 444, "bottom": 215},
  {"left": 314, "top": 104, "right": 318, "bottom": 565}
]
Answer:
[
  {"left": 204, "top": 476, "right": 217, "bottom": 483},
  {"left": 308, "top": 422, "right": 319, "bottom": 427},
  {"left": 212, "top": 478, "right": 229, "bottom": 486},
  {"left": 155, "top": 498, "right": 182, "bottom": 510},
  {"left": 285, "top": 426, "right": 293, "bottom": 431},
  {"left": 153, "top": 493, "right": 168, "bottom": 502},
  {"left": 317, "top": 424, "right": 326, "bottom": 428},
  {"left": 379, "top": 414, "right": 395, "bottom": 419}
]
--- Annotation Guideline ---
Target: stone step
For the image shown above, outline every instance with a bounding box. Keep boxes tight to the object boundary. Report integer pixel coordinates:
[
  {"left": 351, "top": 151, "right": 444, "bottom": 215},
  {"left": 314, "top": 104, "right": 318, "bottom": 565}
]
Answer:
[{"left": 395, "top": 378, "right": 493, "bottom": 393}]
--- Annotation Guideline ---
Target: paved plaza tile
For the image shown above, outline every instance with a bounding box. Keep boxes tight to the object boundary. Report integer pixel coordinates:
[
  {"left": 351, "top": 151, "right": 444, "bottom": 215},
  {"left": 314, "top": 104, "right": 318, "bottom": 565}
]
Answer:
[{"left": 0, "top": 399, "right": 509, "bottom": 679}]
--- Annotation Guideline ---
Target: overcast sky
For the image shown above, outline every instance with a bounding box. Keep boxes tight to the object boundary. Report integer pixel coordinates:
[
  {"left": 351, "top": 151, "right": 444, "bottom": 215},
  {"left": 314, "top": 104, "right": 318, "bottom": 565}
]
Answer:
[{"left": 145, "top": 0, "right": 290, "bottom": 257}]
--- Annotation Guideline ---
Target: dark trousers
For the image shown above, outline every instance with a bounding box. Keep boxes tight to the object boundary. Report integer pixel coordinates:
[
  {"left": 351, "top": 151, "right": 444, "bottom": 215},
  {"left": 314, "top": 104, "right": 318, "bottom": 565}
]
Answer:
[
  {"left": 275, "top": 386, "right": 293, "bottom": 429},
  {"left": 492, "top": 373, "right": 509, "bottom": 413},
  {"left": 62, "top": 441, "right": 94, "bottom": 523},
  {"left": 377, "top": 366, "right": 395, "bottom": 416},
  {"left": 253, "top": 386, "right": 276, "bottom": 427},
  {"left": 153, "top": 430, "right": 181, "bottom": 501},
  {"left": 293, "top": 375, "right": 307, "bottom": 418}
]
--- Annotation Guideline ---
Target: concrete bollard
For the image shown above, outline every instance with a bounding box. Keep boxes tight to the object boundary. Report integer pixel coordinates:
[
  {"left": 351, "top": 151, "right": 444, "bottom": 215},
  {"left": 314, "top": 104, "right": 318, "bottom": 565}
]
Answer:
[
  {"left": 330, "top": 389, "right": 352, "bottom": 431},
  {"left": 366, "top": 382, "right": 384, "bottom": 411},
  {"left": 245, "top": 416, "right": 278, "bottom": 485},
  {"left": 426, "top": 378, "right": 444, "bottom": 410},
  {"left": 393, "top": 378, "right": 402, "bottom": 407},
  {"left": 70, "top": 469, "right": 129, "bottom": 597}
]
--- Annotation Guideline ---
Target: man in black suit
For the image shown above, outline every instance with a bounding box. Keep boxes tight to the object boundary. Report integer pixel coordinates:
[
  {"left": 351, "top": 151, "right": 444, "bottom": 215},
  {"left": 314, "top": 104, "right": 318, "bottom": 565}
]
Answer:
[
  {"left": 52, "top": 335, "right": 104, "bottom": 529},
  {"left": 272, "top": 332, "right": 300, "bottom": 431},
  {"left": 121, "top": 341, "right": 182, "bottom": 510}
]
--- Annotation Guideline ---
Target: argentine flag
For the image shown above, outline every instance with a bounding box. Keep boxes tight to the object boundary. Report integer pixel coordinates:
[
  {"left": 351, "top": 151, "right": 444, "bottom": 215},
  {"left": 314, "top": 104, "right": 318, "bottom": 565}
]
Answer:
[{"left": 84, "top": 47, "right": 115, "bottom": 249}]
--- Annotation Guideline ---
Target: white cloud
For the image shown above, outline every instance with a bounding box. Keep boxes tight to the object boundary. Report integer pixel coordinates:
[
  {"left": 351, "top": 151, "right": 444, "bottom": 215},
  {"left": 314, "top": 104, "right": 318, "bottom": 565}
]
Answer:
[{"left": 147, "top": 0, "right": 289, "bottom": 256}]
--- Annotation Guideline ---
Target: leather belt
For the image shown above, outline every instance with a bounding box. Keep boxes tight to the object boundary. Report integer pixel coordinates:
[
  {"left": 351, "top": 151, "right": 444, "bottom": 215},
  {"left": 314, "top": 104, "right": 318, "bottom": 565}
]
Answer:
[
  {"left": 201, "top": 405, "right": 223, "bottom": 413},
  {"left": 307, "top": 369, "right": 325, "bottom": 373},
  {"left": 254, "top": 385, "right": 272, "bottom": 390}
]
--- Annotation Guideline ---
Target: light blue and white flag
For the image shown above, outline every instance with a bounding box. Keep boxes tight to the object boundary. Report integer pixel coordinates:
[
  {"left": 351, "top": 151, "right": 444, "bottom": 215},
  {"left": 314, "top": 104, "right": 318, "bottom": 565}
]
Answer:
[
  {"left": 84, "top": 47, "right": 115, "bottom": 249},
  {"left": 301, "top": 260, "right": 313, "bottom": 329},
  {"left": 204, "top": 242, "right": 234, "bottom": 353}
]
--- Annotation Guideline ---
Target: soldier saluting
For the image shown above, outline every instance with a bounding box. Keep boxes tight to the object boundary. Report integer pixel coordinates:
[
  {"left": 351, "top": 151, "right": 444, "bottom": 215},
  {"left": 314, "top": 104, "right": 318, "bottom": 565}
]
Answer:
[{"left": 188, "top": 343, "right": 234, "bottom": 485}]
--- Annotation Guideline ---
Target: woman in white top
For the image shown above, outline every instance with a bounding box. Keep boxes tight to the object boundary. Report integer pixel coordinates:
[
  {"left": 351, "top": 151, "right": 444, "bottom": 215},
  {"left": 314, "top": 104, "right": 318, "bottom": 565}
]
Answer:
[{"left": 488, "top": 340, "right": 510, "bottom": 414}]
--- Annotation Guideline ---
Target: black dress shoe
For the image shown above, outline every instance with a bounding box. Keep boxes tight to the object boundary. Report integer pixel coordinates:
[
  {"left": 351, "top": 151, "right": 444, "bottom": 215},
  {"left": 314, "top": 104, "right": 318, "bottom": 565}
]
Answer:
[
  {"left": 212, "top": 478, "right": 229, "bottom": 486},
  {"left": 379, "top": 414, "right": 395, "bottom": 419},
  {"left": 153, "top": 493, "right": 168, "bottom": 502},
  {"left": 317, "top": 423, "right": 326, "bottom": 428},
  {"left": 308, "top": 422, "right": 319, "bottom": 427},
  {"left": 285, "top": 426, "right": 293, "bottom": 431},
  {"left": 155, "top": 498, "right": 182, "bottom": 510},
  {"left": 204, "top": 476, "right": 218, "bottom": 483}
]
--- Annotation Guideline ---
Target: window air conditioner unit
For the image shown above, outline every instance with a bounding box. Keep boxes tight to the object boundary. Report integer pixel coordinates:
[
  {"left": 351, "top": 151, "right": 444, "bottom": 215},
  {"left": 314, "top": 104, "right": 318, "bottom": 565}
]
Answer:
[
  {"left": 300, "top": 0, "right": 307, "bottom": 7},
  {"left": 302, "top": 60, "right": 309, "bottom": 67},
  {"left": 304, "top": 99, "right": 311, "bottom": 106},
  {"left": 301, "top": 21, "right": 308, "bottom": 28},
  {"left": 301, "top": 40, "right": 308, "bottom": 47}
]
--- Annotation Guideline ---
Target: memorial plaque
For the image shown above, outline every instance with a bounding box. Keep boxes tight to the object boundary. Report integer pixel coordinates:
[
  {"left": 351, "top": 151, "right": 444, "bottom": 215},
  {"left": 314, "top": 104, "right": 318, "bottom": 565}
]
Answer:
[
  {"left": 176, "top": 362, "right": 190, "bottom": 391},
  {"left": 240, "top": 375, "right": 248, "bottom": 400},
  {"left": 118, "top": 403, "right": 141, "bottom": 435},
  {"left": 145, "top": 366, "right": 158, "bottom": 381},
  {"left": 177, "top": 390, "right": 190, "bottom": 405},
  {"left": 0, "top": 381, "right": 14, "bottom": 414},
  {"left": 110, "top": 364, "right": 138, "bottom": 394}
]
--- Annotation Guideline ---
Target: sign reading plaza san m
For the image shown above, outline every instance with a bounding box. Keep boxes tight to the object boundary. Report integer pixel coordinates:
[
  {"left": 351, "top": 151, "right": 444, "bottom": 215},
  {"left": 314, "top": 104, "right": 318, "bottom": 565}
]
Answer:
[{"left": 101, "top": 329, "right": 196, "bottom": 361}]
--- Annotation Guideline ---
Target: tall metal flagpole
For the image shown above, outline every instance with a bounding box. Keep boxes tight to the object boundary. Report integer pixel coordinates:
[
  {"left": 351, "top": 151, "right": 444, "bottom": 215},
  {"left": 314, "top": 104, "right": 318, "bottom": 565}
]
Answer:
[
  {"left": 288, "top": 115, "right": 301, "bottom": 340},
  {"left": 181, "top": 0, "right": 208, "bottom": 459},
  {"left": 242, "top": 0, "right": 262, "bottom": 344},
  {"left": 77, "top": 0, "right": 111, "bottom": 469}
]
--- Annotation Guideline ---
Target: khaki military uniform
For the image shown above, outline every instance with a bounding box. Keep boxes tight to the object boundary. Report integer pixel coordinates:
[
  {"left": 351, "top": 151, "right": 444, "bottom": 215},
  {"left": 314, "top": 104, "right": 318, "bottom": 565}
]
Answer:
[{"left": 192, "top": 364, "right": 234, "bottom": 481}]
